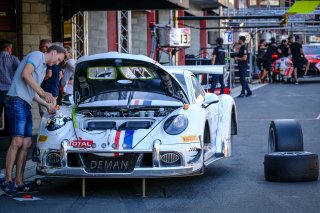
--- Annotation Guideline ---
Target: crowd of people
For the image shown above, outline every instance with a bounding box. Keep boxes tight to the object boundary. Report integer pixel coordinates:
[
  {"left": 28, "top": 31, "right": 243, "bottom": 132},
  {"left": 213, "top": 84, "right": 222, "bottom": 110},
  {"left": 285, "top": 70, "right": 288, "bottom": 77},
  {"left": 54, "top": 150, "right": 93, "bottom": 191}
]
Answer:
[
  {"left": 0, "top": 39, "right": 76, "bottom": 196},
  {"left": 210, "top": 34, "right": 311, "bottom": 98},
  {"left": 256, "top": 35, "right": 310, "bottom": 85}
]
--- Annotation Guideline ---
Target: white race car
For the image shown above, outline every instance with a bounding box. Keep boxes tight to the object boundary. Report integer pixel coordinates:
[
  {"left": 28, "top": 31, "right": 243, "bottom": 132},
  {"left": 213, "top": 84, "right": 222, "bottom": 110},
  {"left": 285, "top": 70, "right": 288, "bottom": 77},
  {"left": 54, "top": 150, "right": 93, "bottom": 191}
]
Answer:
[{"left": 33, "top": 52, "right": 237, "bottom": 178}]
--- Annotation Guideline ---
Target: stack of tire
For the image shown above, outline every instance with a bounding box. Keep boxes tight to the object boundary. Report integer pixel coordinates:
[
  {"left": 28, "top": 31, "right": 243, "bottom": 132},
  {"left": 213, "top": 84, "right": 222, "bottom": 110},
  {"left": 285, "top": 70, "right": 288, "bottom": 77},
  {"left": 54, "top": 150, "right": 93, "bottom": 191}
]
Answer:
[{"left": 264, "top": 119, "right": 319, "bottom": 182}]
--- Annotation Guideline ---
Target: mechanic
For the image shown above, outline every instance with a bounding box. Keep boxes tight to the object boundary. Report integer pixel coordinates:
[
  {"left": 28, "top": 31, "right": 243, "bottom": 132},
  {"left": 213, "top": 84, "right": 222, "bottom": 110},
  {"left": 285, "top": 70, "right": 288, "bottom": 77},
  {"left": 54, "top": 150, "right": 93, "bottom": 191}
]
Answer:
[
  {"left": 0, "top": 40, "right": 20, "bottom": 131},
  {"left": 211, "top": 37, "right": 226, "bottom": 95},
  {"left": 289, "top": 35, "right": 310, "bottom": 83},
  {"left": 257, "top": 39, "right": 267, "bottom": 83},
  {"left": 278, "top": 39, "right": 290, "bottom": 58},
  {"left": 234, "top": 36, "right": 252, "bottom": 97},
  {"left": 0, "top": 45, "right": 64, "bottom": 196},
  {"left": 38, "top": 40, "right": 63, "bottom": 117},
  {"left": 260, "top": 37, "right": 282, "bottom": 83}
]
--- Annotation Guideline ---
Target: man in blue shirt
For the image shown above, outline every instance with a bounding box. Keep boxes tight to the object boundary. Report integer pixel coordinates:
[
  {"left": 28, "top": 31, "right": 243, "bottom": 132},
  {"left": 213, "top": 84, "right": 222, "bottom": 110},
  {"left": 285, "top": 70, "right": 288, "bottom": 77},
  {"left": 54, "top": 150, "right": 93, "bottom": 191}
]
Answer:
[
  {"left": 0, "top": 45, "right": 65, "bottom": 196},
  {"left": 0, "top": 40, "right": 20, "bottom": 122}
]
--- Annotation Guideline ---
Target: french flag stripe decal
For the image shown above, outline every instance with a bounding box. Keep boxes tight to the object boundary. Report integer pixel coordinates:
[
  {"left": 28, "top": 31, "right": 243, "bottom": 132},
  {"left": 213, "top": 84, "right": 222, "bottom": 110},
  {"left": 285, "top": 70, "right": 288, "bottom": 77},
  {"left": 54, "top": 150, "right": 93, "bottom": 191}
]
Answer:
[
  {"left": 143, "top": 100, "right": 152, "bottom": 106},
  {"left": 124, "top": 130, "right": 134, "bottom": 149},
  {"left": 114, "top": 130, "right": 121, "bottom": 157},
  {"left": 134, "top": 100, "right": 140, "bottom": 105}
]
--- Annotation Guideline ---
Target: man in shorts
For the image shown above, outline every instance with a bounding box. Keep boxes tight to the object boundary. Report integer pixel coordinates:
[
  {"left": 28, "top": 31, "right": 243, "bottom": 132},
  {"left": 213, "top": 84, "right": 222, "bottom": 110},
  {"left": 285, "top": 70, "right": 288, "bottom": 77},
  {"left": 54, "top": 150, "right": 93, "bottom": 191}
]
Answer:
[{"left": 0, "top": 45, "right": 65, "bottom": 196}]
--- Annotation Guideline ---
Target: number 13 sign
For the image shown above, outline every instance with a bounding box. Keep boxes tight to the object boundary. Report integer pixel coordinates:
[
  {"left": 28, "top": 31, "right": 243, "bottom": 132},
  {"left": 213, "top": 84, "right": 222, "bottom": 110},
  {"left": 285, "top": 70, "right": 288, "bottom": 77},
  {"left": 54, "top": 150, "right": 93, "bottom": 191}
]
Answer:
[{"left": 170, "top": 28, "right": 191, "bottom": 47}]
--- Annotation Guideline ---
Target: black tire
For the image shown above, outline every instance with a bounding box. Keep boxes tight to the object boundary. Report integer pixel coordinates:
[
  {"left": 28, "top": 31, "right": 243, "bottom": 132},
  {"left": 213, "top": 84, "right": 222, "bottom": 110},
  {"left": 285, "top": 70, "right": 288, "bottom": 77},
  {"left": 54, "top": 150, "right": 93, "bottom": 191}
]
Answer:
[
  {"left": 264, "top": 152, "right": 319, "bottom": 182},
  {"left": 268, "top": 119, "right": 303, "bottom": 152}
]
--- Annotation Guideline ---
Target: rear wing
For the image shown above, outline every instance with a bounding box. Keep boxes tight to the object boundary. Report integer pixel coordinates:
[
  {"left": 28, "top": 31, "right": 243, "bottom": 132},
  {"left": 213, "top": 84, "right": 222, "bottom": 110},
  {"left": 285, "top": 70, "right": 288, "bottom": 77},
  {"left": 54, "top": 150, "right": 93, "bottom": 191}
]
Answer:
[{"left": 164, "top": 65, "right": 225, "bottom": 75}]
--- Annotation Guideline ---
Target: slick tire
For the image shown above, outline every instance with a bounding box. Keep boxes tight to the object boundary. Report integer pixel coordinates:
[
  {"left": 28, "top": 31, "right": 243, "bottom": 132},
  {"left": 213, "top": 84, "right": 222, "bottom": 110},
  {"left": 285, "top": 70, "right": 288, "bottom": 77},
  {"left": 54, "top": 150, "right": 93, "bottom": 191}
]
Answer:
[
  {"left": 268, "top": 119, "right": 303, "bottom": 152},
  {"left": 264, "top": 152, "right": 319, "bottom": 182}
]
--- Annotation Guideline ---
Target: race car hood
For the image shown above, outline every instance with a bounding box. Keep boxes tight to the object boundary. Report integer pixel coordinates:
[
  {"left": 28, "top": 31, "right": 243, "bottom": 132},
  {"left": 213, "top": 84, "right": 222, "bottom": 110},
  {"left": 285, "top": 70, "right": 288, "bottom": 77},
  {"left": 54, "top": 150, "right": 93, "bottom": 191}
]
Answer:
[{"left": 73, "top": 52, "right": 189, "bottom": 105}]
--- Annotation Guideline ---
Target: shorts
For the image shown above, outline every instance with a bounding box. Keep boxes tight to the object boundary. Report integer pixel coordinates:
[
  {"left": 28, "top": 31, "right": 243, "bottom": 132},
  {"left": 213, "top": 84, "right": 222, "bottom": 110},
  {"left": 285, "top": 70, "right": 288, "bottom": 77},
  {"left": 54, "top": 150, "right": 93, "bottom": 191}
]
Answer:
[
  {"left": 262, "top": 60, "right": 272, "bottom": 72},
  {"left": 5, "top": 96, "right": 32, "bottom": 137},
  {"left": 293, "top": 57, "right": 308, "bottom": 68}
]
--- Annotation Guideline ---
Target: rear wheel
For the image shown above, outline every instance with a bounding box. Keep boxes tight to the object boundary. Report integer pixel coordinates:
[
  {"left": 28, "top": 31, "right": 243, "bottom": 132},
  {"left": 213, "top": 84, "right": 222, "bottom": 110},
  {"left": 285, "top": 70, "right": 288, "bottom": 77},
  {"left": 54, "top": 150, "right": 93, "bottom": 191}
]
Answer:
[
  {"left": 268, "top": 119, "right": 303, "bottom": 152},
  {"left": 264, "top": 152, "right": 319, "bottom": 182}
]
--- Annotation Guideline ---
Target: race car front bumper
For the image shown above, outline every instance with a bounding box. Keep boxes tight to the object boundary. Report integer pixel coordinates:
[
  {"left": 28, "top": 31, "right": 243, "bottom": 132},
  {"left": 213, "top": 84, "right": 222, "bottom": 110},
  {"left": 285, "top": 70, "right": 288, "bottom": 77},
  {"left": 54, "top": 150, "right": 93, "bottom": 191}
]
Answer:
[{"left": 35, "top": 140, "right": 203, "bottom": 178}]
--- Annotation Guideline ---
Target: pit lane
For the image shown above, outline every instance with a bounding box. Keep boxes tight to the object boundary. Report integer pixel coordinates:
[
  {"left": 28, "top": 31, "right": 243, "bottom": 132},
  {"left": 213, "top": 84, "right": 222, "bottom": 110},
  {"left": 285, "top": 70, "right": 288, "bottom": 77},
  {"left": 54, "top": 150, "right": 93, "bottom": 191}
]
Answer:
[{"left": 1, "top": 82, "right": 320, "bottom": 213}]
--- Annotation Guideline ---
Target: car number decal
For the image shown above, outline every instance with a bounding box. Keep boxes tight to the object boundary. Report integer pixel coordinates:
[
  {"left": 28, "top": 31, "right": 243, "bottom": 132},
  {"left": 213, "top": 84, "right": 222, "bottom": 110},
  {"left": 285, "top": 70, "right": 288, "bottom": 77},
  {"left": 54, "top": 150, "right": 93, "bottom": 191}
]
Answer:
[{"left": 181, "top": 135, "right": 200, "bottom": 143}]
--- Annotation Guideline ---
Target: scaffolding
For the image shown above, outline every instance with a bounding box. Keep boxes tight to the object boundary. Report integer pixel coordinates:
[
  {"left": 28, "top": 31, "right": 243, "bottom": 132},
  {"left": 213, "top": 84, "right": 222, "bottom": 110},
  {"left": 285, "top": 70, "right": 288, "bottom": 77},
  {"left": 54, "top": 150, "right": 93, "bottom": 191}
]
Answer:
[
  {"left": 117, "top": 11, "right": 132, "bottom": 53},
  {"left": 72, "top": 11, "right": 89, "bottom": 59}
]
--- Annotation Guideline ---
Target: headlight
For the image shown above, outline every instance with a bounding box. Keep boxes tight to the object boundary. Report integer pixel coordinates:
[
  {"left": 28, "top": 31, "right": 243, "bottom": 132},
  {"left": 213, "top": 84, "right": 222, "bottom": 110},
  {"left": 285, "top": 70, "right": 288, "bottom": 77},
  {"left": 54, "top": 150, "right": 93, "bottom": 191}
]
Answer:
[
  {"left": 46, "top": 115, "right": 72, "bottom": 131},
  {"left": 163, "top": 115, "right": 188, "bottom": 135}
]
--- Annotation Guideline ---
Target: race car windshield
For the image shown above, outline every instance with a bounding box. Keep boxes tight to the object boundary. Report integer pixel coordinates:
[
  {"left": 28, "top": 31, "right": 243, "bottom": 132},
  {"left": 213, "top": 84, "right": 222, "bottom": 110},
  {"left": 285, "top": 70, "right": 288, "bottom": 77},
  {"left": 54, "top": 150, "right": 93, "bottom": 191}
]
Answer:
[{"left": 74, "top": 59, "right": 189, "bottom": 105}]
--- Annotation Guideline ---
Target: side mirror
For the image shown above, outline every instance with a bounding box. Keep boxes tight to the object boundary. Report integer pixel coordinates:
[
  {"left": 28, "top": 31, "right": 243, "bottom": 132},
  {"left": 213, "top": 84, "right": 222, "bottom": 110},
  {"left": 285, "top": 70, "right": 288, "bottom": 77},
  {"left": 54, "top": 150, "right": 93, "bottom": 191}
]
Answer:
[{"left": 202, "top": 93, "right": 219, "bottom": 108}]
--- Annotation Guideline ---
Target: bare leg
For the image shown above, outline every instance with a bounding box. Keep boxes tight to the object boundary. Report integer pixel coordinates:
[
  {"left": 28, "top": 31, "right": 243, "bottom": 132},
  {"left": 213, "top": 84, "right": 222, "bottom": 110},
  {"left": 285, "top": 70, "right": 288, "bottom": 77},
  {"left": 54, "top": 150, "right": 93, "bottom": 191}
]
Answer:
[
  {"left": 5, "top": 136, "right": 24, "bottom": 182},
  {"left": 260, "top": 69, "right": 268, "bottom": 82},
  {"left": 15, "top": 137, "right": 32, "bottom": 185},
  {"left": 293, "top": 67, "right": 298, "bottom": 82},
  {"left": 304, "top": 61, "right": 310, "bottom": 76}
]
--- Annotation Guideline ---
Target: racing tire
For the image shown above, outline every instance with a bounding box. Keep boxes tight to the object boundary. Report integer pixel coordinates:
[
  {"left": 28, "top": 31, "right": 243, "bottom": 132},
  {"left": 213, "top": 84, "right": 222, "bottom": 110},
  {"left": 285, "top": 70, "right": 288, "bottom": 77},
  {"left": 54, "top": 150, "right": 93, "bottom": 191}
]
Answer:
[
  {"left": 264, "top": 152, "right": 319, "bottom": 182},
  {"left": 268, "top": 119, "right": 303, "bottom": 152}
]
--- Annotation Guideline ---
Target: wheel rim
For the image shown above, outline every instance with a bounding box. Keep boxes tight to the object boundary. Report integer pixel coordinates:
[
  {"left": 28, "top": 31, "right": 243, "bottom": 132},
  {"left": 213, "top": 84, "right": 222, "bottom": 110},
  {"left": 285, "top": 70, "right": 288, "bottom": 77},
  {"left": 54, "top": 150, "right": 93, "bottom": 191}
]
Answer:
[{"left": 268, "top": 127, "right": 275, "bottom": 153}]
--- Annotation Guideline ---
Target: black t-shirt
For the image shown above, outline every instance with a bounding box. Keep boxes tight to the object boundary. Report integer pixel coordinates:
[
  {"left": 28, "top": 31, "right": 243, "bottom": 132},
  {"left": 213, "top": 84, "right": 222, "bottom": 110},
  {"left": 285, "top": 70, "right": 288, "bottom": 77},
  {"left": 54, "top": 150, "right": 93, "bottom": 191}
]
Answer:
[
  {"left": 238, "top": 45, "right": 248, "bottom": 65},
  {"left": 258, "top": 46, "right": 267, "bottom": 58},
  {"left": 264, "top": 44, "right": 278, "bottom": 61},
  {"left": 290, "top": 42, "right": 302, "bottom": 60},
  {"left": 212, "top": 45, "right": 226, "bottom": 65},
  {"left": 278, "top": 44, "right": 289, "bottom": 57}
]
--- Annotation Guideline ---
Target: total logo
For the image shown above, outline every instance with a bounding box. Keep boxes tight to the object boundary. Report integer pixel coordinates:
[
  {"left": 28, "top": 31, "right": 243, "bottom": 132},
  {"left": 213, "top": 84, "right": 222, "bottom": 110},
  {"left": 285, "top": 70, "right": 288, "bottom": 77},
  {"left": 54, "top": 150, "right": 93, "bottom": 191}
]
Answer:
[{"left": 68, "top": 139, "right": 94, "bottom": 148}]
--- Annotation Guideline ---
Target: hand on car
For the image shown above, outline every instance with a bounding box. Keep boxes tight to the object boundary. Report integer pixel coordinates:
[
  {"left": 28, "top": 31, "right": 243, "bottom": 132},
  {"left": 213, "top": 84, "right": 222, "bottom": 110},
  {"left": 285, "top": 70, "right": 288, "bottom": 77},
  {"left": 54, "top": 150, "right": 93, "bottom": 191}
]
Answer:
[
  {"left": 42, "top": 91, "right": 54, "bottom": 103},
  {"left": 46, "top": 104, "right": 56, "bottom": 114}
]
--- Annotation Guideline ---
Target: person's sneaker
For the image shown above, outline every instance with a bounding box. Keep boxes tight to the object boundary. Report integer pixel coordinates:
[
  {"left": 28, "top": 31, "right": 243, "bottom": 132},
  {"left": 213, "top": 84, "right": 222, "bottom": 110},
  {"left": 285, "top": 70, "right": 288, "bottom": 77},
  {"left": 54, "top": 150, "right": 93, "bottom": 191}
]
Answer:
[
  {"left": 295, "top": 82, "right": 299, "bottom": 85},
  {"left": 15, "top": 183, "right": 30, "bottom": 193},
  {"left": 0, "top": 181, "right": 18, "bottom": 197},
  {"left": 237, "top": 94, "right": 246, "bottom": 98},
  {"left": 246, "top": 92, "right": 252, "bottom": 97}
]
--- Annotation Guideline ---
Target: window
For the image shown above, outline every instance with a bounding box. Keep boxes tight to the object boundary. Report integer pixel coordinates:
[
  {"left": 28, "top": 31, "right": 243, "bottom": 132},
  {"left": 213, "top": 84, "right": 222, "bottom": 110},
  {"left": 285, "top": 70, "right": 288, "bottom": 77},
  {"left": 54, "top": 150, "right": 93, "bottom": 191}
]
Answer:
[
  {"left": 260, "top": 0, "right": 279, "bottom": 6},
  {"left": 191, "top": 76, "right": 205, "bottom": 103}
]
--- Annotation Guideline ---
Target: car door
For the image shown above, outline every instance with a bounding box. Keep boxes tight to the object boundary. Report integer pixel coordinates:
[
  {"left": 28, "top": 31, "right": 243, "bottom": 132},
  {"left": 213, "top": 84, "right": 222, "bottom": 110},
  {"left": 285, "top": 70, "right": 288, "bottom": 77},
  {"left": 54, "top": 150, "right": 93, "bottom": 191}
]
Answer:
[{"left": 190, "top": 75, "right": 219, "bottom": 150}]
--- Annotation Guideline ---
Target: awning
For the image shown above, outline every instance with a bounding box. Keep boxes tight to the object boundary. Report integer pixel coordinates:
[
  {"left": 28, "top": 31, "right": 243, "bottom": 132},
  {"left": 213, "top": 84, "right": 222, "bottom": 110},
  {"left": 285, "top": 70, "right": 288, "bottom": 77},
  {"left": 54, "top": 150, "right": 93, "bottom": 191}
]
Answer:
[{"left": 63, "top": 0, "right": 189, "bottom": 20}]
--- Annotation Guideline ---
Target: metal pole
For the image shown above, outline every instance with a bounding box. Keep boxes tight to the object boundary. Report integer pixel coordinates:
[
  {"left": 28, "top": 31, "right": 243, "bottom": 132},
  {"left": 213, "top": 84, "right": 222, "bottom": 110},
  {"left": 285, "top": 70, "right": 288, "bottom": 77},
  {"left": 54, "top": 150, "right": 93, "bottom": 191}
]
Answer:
[
  {"left": 82, "top": 178, "right": 86, "bottom": 198},
  {"left": 142, "top": 178, "right": 146, "bottom": 197},
  {"left": 177, "top": 15, "right": 283, "bottom": 21}
]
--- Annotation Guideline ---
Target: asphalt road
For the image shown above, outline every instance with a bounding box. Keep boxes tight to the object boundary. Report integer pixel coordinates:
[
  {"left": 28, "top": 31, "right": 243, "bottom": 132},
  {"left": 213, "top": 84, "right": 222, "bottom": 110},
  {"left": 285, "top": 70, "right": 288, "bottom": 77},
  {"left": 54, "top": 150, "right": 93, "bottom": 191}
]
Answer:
[{"left": 1, "top": 82, "right": 320, "bottom": 213}]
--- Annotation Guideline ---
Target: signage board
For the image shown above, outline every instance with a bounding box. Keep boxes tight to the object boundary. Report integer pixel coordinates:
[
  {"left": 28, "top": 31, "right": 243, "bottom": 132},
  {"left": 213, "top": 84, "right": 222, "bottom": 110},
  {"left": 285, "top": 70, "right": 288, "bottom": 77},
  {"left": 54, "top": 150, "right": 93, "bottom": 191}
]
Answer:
[{"left": 169, "top": 28, "right": 191, "bottom": 47}]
